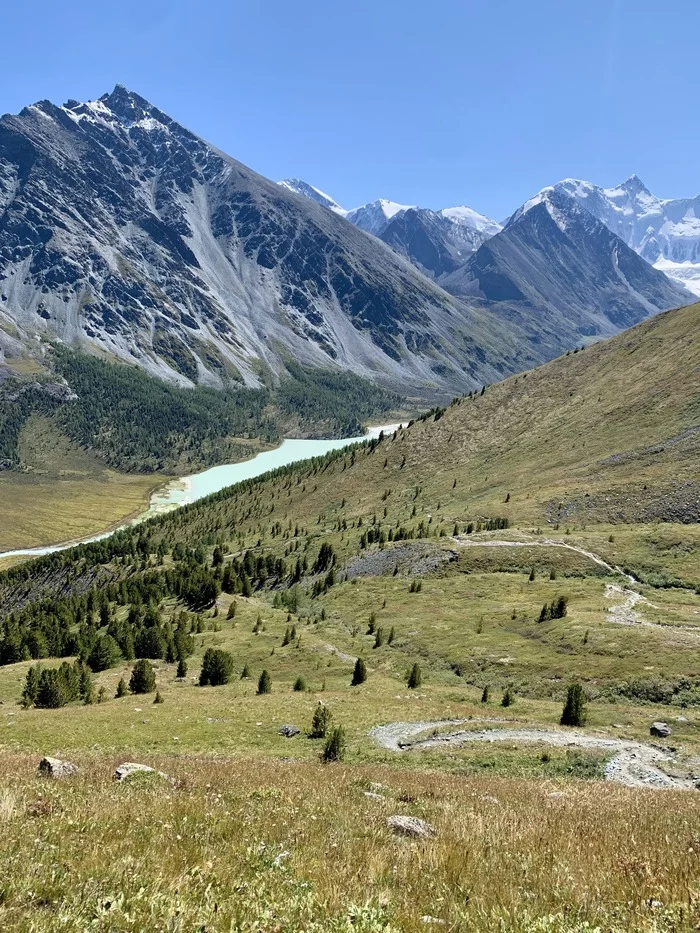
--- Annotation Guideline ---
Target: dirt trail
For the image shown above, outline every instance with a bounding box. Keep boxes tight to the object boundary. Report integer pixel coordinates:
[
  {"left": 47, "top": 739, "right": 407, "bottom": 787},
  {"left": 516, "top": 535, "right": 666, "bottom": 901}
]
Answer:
[
  {"left": 604, "top": 583, "right": 700, "bottom": 640},
  {"left": 453, "top": 533, "right": 634, "bottom": 581},
  {"left": 370, "top": 720, "right": 695, "bottom": 790}
]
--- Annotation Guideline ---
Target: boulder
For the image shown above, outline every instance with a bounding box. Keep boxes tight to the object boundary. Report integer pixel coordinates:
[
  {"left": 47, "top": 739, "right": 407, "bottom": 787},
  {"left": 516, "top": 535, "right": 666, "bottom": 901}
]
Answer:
[
  {"left": 650, "top": 722, "right": 671, "bottom": 738},
  {"left": 114, "top": 762, "right": 172, "bottom": 783},
  {"left": 387, "top": 815, "right": 436, "bottom": 839},
  {"left": 38, "top": 756, "right": 78, "bottom": 779},
  {"left": 278, "top": 724, "right": 300, "bottom": 738}
]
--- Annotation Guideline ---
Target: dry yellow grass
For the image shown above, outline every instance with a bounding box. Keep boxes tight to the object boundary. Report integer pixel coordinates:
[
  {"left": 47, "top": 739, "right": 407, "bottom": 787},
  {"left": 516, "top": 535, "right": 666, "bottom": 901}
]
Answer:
[{"left": 0, "top": 755, "right": 697, "bottom": 932}]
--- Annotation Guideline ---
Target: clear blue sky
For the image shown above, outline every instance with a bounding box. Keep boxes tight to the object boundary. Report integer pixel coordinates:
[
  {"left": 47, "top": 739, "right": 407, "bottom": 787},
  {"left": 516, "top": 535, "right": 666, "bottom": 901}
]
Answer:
[{"left": 2, "top": 0, "right": 697, "bottom": 219}]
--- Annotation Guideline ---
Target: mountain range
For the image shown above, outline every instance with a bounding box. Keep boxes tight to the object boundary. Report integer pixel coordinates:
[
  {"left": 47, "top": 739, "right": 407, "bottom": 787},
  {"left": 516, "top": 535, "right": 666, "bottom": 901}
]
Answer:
[{"left": 0, "top": 85, "right": 693, "bottom": 403}]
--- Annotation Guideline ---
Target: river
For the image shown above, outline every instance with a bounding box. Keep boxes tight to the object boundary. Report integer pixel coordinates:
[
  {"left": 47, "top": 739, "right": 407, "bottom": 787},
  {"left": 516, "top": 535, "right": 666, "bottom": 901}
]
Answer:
[{"left": 0, "top": 423, "right": 404, "bottom": 562}]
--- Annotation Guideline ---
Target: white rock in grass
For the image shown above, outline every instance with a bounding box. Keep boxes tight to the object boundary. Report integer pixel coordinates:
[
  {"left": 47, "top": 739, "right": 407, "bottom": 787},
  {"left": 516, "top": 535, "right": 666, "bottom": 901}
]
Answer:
[
  {"left": 114, "top": 762, "right": 172, "bottom": 783},
  {"left": 387, "top": 815, "right": 436, "bottom": 838},
  {"left": 38, "top": 756, "right": 78, "bottom": 779}
]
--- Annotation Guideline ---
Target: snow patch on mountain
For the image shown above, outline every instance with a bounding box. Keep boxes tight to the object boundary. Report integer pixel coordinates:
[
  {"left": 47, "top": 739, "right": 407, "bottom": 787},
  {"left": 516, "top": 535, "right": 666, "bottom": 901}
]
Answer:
[
  {"left": 278, "top": 178, "right": 347, "bottom": 215},
  {"left": 553, "top": 176, "right": 700, "bottom": 295},
  {"left": 439, "top": 206, "right": 502, "bottom": 236}
]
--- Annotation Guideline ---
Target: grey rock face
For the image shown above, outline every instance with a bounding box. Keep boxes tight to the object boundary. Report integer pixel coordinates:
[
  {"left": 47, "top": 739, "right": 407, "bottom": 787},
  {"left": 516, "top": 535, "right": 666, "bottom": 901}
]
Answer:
[
  {"left": 38, "top": 756, "right": 78, "bottom": 778},
  {"left": 444, "top": 189, "right": 693, "bottom": 345},
  {"left": 650, "top": 722, "right": 672, "bottom": 738},
  {"left": 0, "top": 87, "right": 526, "bottom": 397}
]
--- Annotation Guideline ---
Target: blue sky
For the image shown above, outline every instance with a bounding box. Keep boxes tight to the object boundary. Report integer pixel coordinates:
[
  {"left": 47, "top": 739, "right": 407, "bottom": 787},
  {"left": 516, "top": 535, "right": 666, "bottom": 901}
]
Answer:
[{"left": 2, "top": 0, "right": 697, "bottom": 219}]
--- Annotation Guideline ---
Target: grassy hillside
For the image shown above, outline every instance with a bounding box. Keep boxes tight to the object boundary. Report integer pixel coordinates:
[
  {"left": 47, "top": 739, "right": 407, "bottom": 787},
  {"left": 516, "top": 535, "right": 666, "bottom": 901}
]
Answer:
[{"left": 0, "top": 303, "right": 698, "bottom": 931}]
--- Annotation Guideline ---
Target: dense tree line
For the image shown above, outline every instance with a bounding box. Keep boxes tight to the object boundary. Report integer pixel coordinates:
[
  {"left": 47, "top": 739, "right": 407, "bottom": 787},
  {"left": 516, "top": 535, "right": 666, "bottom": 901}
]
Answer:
[{"left": 0, "top": 350, "right": 400, "bottom": 474}]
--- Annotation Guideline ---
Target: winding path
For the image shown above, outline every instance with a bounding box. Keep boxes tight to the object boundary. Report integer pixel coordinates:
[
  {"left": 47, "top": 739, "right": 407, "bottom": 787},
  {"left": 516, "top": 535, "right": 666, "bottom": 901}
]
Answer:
[{"left": 370, "top": 720, "right": 695, "bottom": 790}]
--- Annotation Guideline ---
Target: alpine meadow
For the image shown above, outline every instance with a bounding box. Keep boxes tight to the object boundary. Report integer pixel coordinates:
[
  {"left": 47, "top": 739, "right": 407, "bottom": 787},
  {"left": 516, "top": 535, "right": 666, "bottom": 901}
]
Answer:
[{"left": 0, "top": 17, "right": 700, "bottom": 932}]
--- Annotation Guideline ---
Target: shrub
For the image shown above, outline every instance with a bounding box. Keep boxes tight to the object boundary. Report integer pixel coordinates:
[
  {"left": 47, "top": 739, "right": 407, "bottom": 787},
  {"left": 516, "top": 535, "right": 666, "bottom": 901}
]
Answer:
[
  {"left": 407, "top": 663, "right": 422, "bottom": 689},
  {"left": 293, "top": 676, "right": 307, "bottom": 692},
  {"left": 130, "top": 659, "right": 156, "bottom": 695},
  {"left": 257, "top": 669, "right": 272, "bottom": 694},
  {"left": 321, "top": 726, "right": 346, "bottom": 762},
  {"left": 115, "top": 677, "right": 128, "bottom": 698},
  {"left": 351, "top": 658, "right": 367, "bottom": 686},
  {"left": 561, "top": 682, "right": 588, "bottom": 727},
  {"left": 310, "top": 702, "right": 332, "bottom": 738},
  {"left": 501, "top": 687, "right": 515, "bottom": 708},
  {"left": 153, "top": 690, "right": 164, "bottom": 705},
  {"left": 199, "top": 648, "right": 234, "bottom": 686}
]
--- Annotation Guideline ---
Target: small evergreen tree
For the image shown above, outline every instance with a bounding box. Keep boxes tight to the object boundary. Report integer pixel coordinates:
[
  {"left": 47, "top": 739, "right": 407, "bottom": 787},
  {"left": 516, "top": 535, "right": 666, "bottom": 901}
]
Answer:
[
  {"left": 129, "top": 659, "right": 157, "bottom": 695},
  {"left": 310, "top": 702, "right": 332, "bottom": 738},
  {"left": 241, "top": 663, "right": 251, "bottom": 679},
  {"left": 293, "top": 675, "right": 307, "bottom": 692},
  {"left": 227, "top": 600, "right": 237, "bottom": 620},
  {"left": 199, "top": 648, "right": 234, "bottom": 686},
  {"left": 282, "top": 627, "right": 292, "bottom": 646},
  {"left": 560, "top": 682, "right": 587, "bottom": 727},
  {"left": 87, "top": 634, "right": 122, "bottom": 672},
  {"left": 79, "top": 665, "right": 94, "bottom": 704},
  {"left": 407, "top": 663, "right": 422, "bottom": 689},
  {"left": 154, "top": 690, "right": 164, "bottom": 705},
  {"left": 176, "top": 658, "right": 188, "bottom": 680},
  {"left": 501, "top": 687, "right": 514, "bottom": 708},
  {"left": 481, "top": 685, "right": 490, "bottom": 703},
  {"left": 115, "top": 677, "right": 128, "bottom": 698},
  {"left": 528, "top": 567, "right": 536, "bottom": 582},
  {"left": 257, "top": 669, "right": 272, "bottom": 694},
  {"left": 22, "top": 666, "right": 40, "bottom": 708},
  {"left": 351, "top": 657, "right": 367, "bottom": 686},
  {"left": 321, "top": 726, "right": 346, "bottom": 762},
  {"left": 97, "top": 686, "right": 108, "bottom": 704}
]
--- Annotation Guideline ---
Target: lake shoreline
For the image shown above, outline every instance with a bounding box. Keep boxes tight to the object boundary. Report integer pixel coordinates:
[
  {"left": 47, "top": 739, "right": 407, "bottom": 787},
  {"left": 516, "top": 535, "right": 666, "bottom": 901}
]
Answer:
[{"left": 0, "top": 422, "right": 405, "bottom": 562}]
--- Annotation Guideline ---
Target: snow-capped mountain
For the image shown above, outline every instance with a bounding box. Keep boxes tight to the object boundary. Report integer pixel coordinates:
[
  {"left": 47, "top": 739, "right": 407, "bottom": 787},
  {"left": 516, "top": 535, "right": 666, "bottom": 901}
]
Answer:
[
  {"left": 0, "top": 87, "right": 535, "bottom": 396},
  {"left": 345, "top": 199, "right": 415, "bottom": 237},
  {"left": 380, "top": 207, "right": 502, "bottom": 280},
  {"left": 277, "top": 180, "right": 503, "bottom": 276},
  {"left": 549, "top": 176, "right": 700, "bottom": 296},
  {"left": 445, "top": 187, "right": 693, "bottom": 338},
  {"left": 278, "top": 178, "right": 347, "bottom": 215}
]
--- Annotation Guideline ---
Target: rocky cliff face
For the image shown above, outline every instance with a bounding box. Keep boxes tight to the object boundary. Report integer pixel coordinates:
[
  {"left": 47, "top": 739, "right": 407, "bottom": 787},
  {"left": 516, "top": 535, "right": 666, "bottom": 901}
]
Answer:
[
  {"left": 0, "top": 86, "right": 526, "bottom": 396},
  {"left": 443, "top": 189, "right": 693, "bottom": 341}
]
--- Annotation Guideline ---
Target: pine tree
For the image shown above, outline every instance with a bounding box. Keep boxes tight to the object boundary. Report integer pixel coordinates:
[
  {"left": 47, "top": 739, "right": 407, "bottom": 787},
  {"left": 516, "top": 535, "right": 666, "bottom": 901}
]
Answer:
[
  {"left": 154, "top": 690, "right": 164, "bottom": 705},
  {"left": 351, "top": 657, "right": 367, "bottom": 686},
  {"left": 227, "top": 600, "right": 237, "bottom": 620},
  {"left": 257, "top": 669, "right": 272, "bottom": 694},
  {"left": 501, "top": 687, "right": 514, "bottom": 708},
  {"left": 293, "top": 675, "right": 307, "bottom": 692},
  {"left": 321, "top": 726, "right": 346, "bottom": 762},
  {"left": 282, "top": 627, "right": 291, "bottom": 646},
  {"left": 560, "top": 682, "right": 587, "bottom": 727},
  {"left": 407, "top": 663, "right": 422, "bottom": 689},
  {"left": 97, "top": 686, "right": 108, "bottom": 704},
  {"left": 176, "top": 658, "right": 188, "bottom": 680},
  {"left": 115, "top": 677, "right": 128, "bottom": 698},
  {"left": 310, "top": 702, "right": 332, "bottom": 738},
  {"left": 199, "top": 648, "right": 234, "bottom": 686},
  {"left": 79, "top": 665, "right": 94, "bottom": 704},
  {"left": 481, "top": 685, "right": 490, "bottom": 703},
  {"left": 129, "top": 659, "right": 157, "bottom": 695},
  {"left": 22, "top": 666, "right": 40, "bottom": 708},
  {"left": 241, "top": 663, "right": 251, "bottom": 679}
]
